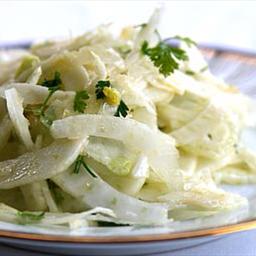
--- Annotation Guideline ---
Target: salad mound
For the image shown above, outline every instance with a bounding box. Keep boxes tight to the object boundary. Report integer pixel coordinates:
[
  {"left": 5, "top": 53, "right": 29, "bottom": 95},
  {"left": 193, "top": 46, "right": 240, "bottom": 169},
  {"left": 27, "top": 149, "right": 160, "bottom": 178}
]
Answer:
[{"left": 0, "top": 9, "right": 254, "bottom": 228}]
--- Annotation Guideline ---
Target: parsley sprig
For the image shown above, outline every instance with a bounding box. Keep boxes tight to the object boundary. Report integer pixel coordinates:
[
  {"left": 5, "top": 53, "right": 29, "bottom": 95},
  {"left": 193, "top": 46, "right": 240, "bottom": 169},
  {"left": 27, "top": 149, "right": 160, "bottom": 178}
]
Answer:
[
  {"left": 41, "top": 71, "right": 62, "bottom": 91},
  {"left": 114, "top": 100, "right": 129, "bottom": 118},
  {"left": 73, "top": 90, "right": 90, "bottom": 113},
  {"left": 25, "top": 71, "right": 62, "bottom": 127},
  {"left": 95, "top": 80, "right": 111, "bottom": 99},
  {"left": 141, "top": 41, "right": 188, "bottom": 77},
  {"left": 47, "top": 179, "right": 64, "bottom": 205},
  {"left": 40, "top": 71, "right": 62, "bottom": 115},
  {"left": 74, "top": 155, "right": 97, "bottom": 178},
  {"left": 17, "top": 211, "right": 45, "bottom": 224}
]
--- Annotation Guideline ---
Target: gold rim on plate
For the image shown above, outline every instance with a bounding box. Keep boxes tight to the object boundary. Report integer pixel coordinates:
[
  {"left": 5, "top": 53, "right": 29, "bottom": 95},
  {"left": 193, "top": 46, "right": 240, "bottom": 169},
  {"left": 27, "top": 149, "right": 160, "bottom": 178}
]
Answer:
[{"left": 0, "top": 218, "right": 256, "bottom": 243}]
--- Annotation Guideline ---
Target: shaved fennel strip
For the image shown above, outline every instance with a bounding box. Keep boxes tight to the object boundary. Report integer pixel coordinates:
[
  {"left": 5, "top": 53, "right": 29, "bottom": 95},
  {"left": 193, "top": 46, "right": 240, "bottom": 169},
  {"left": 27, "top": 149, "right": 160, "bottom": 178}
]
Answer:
[
  {"left": 0, "top": 139, "right": 86, "bottom": 189},
  {"left": 0, "top": 115, "right": 12, "bottom": 152},
  {"left": 52, "top": 168, "right": 169, "bottom": 225},
  {"left": 51, "top": 114, "right": 179, "bottom": 183},
  {"left": 40, "top": 180, "right": 59, "bottom": 212},
  {"left": 20, "top": 182, "right": 48, "bottom": 211},
  {"left": 5, "top": 88, "right": 34, "bottom": 150},
  {"left": 0, "top": 83, "right": 75, "bottom": 105},
  {"left": 0, "top": 203, "right": 116, "bottom": 227}
]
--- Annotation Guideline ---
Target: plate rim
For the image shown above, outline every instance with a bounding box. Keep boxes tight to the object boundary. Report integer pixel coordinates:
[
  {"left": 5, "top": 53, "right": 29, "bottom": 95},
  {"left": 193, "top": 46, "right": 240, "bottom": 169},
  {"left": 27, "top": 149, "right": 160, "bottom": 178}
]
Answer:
[{"left": 0, "top": 218, "right": 256, "bottom": 243}]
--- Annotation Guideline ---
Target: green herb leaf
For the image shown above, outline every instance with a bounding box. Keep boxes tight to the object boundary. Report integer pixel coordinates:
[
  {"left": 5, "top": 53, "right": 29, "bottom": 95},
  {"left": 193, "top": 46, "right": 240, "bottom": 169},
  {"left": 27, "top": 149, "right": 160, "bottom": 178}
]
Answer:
[
  {"left": 40, "top": 71, "right": 62, "bottom": 118},
  {"left": 185, "top": 70, "right": 196, "bottom": 76},
  {"left": 47, "top": 179, "right": 64, "bottom": 205},
  {"left": 74, "top": 90, "right": 90, "bottom": 113},
  {"left": 174, "top": 36, "right": 197, "bottom": 47},
  {"left": 39, "top": 114, "right": 53, "bottom": 127},
  {"left": 17, "top": 211, "right": 45, "bottom": 224},
  {"left": 207, "top": 133, "right": 213, "bottom": 140},
  {"left": 134, "top": 23, "right": 147, "bottom": 29},
  {"left": 117, "top": 45, "right": 132, "bottom": 57},
  {"left": 141, "top": 41, "right": 188, "bottom": 77},
  {"left": 41, "top": 71, "right": 62, "bottom": 92},
  {"left": 24, "top": 104, "right": 42, "bottom": 116},
  {"left": 114, "top": 100, "right": 129, "bottom": 118},
  {"left": 154, "top": 29, "right": 162, "bottom": 41},
  {"left": 185, "top": 65, "right": 208, "bottom": 77},
  {"left": 200, "top": 66, "right": 208, "bottom": 72},
  {"left": 74, "top": 155, "right": 97, "bottom": 178},
  {"left": 40, "top": 106, "right": 56, "bottom": 127},
  {"left": 95, "top": 80, "right": 111, "bottom": 99},
  {"left": 25, "top": 72, "right": 62, "bottom": 128},
  {"left": 74, "top": 155, "right": 83, "bottom": 174},
  {"left": 97, "top": 221, "right": 129, "bottom": 227}
]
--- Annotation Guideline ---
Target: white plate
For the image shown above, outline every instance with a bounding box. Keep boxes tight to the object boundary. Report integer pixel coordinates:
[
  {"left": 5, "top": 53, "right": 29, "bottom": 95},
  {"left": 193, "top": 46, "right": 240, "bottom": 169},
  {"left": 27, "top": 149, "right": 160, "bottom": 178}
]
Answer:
[{"left": 0, "top": 45, "right": 256, "bottom": 255}]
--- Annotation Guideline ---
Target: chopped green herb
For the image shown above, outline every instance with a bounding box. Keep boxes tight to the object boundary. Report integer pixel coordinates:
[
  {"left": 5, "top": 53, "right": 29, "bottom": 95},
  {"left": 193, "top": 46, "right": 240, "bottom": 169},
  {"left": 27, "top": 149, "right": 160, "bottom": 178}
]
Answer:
[
  {"left": 95, "top": 80, "right": 111, "bottom": 99},
  {"left": 110, "top": 197, "right": 117, "bottom": 205},
  {"left": 24, "top": 104, "right": 42, "bottom": 116},
  {"left": 74, "top": 90, "right": 90, "bottom": 113},
  {"left": 207, "top": 133, "right": 213, "bottom": 140},
  {"left": 74, "top": 155, "right": 83, "bottom": 174},
  {"left": 40, "top": 72, "right": 62, "bottom": 115},
  {"left": 154, "top": 29, "right": 162, "bottom": 41},
  {"left": 185, "top": 70, "right": 196, "bottom": 76},
  {"left": 132, "top": 224, "right": 155, "bottom": 230},
  {"left": 39, "top": 105, "right": 56, "bottom": 127},
  {"left": 114, "top": 100, "right": 129, "bottom": 118},
  {"left": 47, "top": 179, "right": 64, "bottom": 205},
  {"left": 39, "top": 114, "right": 53, "bottom": 127},
  {"left": 97, "top": 221, "right": 129, "bottom": 227},
  {"left": 141, "top": 41, "right": 188, "bottom": 77},
  {"left": 25, "top": 72, "right": 62, "bottom": 127},
  {"left": 200, "top": 66, "right": 208, "bottom": 72},
  {"left": 74, "top": 155, "right": 97, "bottom": 178},
  {"left": 134, "top": 23, "right": 147, "bottom": 29},
  {"left": 41, "top": 71, "right": 62, "bottom": 92},
  {"left": 185, "top": 65, "right": 208, "bottom": 77},
  {"left": 117, "top": 45, "right": 132, "bottom": 57},
  {"left": 174, "top": 36, "right": 197, "bottom": 47},
  {"left": 17, "top": 211, "right": 45, "bottom": 224}
]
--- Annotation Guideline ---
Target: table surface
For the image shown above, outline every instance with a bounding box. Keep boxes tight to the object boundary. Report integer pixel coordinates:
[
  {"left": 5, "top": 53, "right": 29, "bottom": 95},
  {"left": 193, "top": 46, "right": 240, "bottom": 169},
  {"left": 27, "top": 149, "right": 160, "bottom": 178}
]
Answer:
[
  {"left": 0, "top": 1, "right": 256, "bottom": 51},
  {"left": 0, "top": 229, "right": 255, "bottom": 256}
]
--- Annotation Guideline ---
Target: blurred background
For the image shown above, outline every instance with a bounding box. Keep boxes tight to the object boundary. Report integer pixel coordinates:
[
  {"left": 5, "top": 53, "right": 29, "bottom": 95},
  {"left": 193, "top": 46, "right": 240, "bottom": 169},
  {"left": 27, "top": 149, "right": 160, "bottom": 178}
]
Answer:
[{"left": 0, "top": 0, "right": 255, "bottom": 51}]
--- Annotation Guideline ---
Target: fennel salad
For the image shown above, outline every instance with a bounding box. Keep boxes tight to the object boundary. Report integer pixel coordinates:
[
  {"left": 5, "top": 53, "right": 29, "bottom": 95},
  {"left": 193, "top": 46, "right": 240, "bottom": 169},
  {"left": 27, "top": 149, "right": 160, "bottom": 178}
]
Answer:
[{"left": 0, "top": 9, "right": 255, "bottom": 228}]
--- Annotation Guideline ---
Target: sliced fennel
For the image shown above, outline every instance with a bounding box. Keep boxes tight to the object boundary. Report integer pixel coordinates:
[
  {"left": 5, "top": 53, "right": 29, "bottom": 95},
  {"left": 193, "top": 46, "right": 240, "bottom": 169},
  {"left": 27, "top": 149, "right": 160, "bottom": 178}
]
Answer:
[
  {"left": 85, "top": 154, "right": 148, "bottom": 196},
  {"left": 171, "top": 101, "right": 239, "bottom": 159},
  {"left": 5, "top": 88, "right": 34, "bottom": 150},
  {"left": 0, "top": 115, "right": 12, "bottom": 152},
  {"left": 41, "top": 51, "right": 89, "bottom": 91},
  {"left": 40, "top": 180, "right": 59, "bottom": 212},
  {"left": 15, "top": 55, "right": 40, "bottom": 83},
  {"left": 86, "top": 136, "right": 137, "bottom": 176},
  {"left": 0, "top": 203, "right": 116, "bottom": 228},
  {"left": 0, "top": 9, "right": 254, "bottom": 228},
  {"left": 50, "top": 114, "right": 179, "bottom": 184},
  {"left": 52, "top": 167, "right": 168, "bottom": 225},
  {"left": 0, "top": 139, "right": 86, "bottom": 189},
  {"left": 0, "top": 83, "right": 75, "bottom": 106},
  {"left": 20, "top": 182, "right": 48, "bottom": 211},
  {"left": 213, "top": 165, "right": 256, "bottom": 185},
  {"left": 158, "top": 171, "right": 248, "bottom": 217}
]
